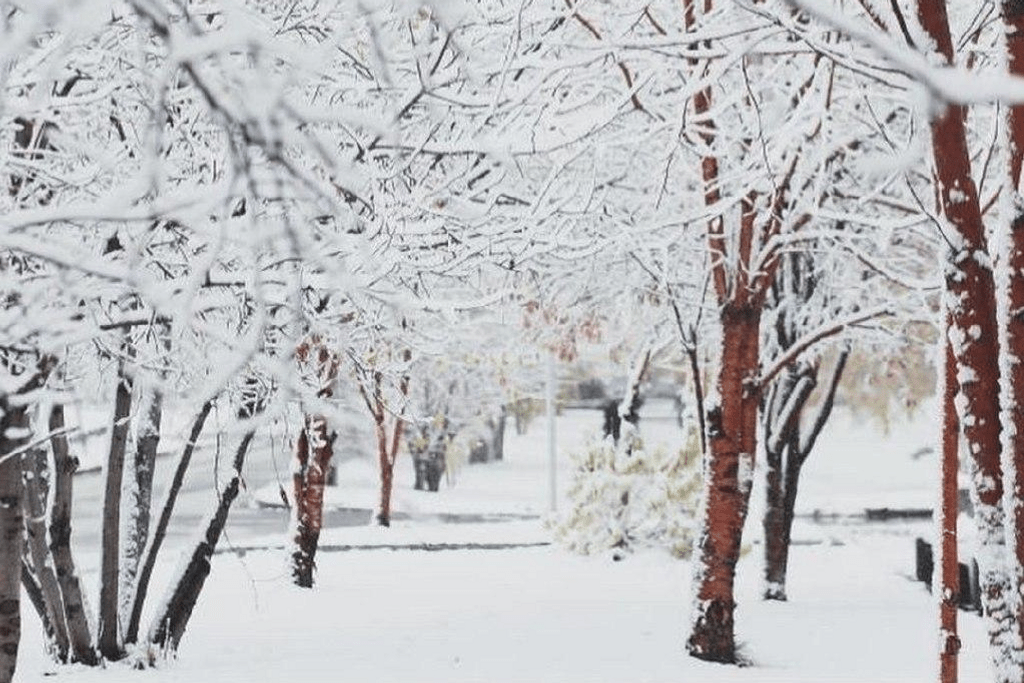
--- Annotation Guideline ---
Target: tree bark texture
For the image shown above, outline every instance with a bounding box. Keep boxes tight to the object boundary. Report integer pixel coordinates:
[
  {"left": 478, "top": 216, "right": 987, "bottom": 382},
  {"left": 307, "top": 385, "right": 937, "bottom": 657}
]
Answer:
[
  {"left": 120, "top": 385, "right": 163, "bottom": 621},
  {"left": 1002, "top": 3, "right": 1024, "bottom": 679},
  {"left": 291, "top": 415, "right": 333, "bottom": 587},
  {"left": 762, "top": 429, "right": 800, "bottom": 601},
  {"left": 0, "top": 402, "right": 31, "bottom": 683},
  {"left": 291, "top": 338, "right": 338, "bottom": 587},
  {"left": 98, "top": 357, "right": 133, "bottom": 661},
  {"left": 918, "top": 1, "right": 1014, "bottom": 674},
  {"left": 762, "top": 362, "right": 809, "bottom": 602},
  {"left": 19, "top": 562, "right": 51, "bottom": 650},
  {"left": 375, "top": 411, "right": 396, "bottom": 527},
  {"left": 687, "top": 303, "right": 761, "bottom": 663},
  {"left": 20, "top": 446, "right": 69, "bottom": 661},
  {"left": 940, "top": 340, "right": 960, "bottom": 683},
  {"left": 47, "top": 405, "right": 96, "bottom": 664}
]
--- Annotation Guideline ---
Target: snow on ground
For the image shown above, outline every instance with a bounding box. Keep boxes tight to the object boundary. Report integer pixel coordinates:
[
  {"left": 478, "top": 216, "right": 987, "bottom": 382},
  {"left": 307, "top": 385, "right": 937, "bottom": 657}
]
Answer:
[{"left": 17, "top": 398, "right": 995, "bottom": 682}]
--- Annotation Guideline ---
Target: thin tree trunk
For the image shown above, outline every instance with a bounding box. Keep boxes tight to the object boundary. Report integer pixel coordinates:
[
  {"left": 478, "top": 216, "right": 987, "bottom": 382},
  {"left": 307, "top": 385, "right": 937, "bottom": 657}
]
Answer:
[
  {"left": 20, "top": 446, "right": 69, "bottom": 661},
  {"left": 19, "top": 561, "right": 52, "bottom": 650},
  {"left": 47, "top": 404, "right": 97, "bottom": 665},
  {"left": 490, "top": 406, "right": 506, "bottom": 462},
  {"left": 762, "top": 350, "right": 847, "bottom": 601},
  {"left": 763, "top": 434, "right": 802, "bottom": 601},
  {"left": 0, "top": 400, "right": 33, "bottom": 683},
  {"left": 376, "top": 413, "right": 395, "bottom": 527},
  {"left": 412, "top": 437, "right": 428, "bottom": 491},
  {"left": 98, "top": 355, "right": 132, "bottom": 661},
  {"left": 290, "top": 338, "right": 339, "bottom": 587},
  {"left": 763, "top": 431, "right": 786, "bottom": 599},
  {"left": 125, "top": 401, "right": 212, "bottom": 645},
  {"left": 917, "top": 1, "right": 1013, "bottom": 673},
  {"left": 940, "top": 340, "right": 960, "bottom": 683},
  {"left": 687, "top": 303, "right": 761, "bottom": 663},
  {"left": 362, "top": 357, "right": 409, "bottom": 529},
  {"left": 148, "top": 425, "right": 256, "bottom": 651},
  {"left": 291, "top": 415, "right": 333, "bottom": 587},
  {"left": 374, "top": 409, "right": 408, "bottom": 527},
  {"left": 120, "top": 385, "right": 163, "bottom": 621},
  {"left": 1001, "top": 2, "right": 1024, "bottom": 677},
  {"left": 778, "top": 442, "right": 802, "bottom": 592},
  {"left": 686, "top": 344, "right": 708, "bottom": 456},
  {"left": 762, "top": 366, "right": 803, "bottom": 601}
]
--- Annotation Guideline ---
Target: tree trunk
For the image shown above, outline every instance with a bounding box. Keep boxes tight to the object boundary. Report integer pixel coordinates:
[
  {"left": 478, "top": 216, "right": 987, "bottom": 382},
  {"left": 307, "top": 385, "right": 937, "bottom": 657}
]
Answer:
[
  {"left": 0, "top": 401, "right": 32, "bottom": 683},
  {"left": 291, "top": 415, "right": 333, "bottom": 587},
  {"left": 940, "top": 340, "right": 960, "bottom": 683},
  {"left": 149, "top": 427, "right": 256, "bottom": 651},
  {"left": 290, "top": 337, "right": 339, "bottom": 585},
  {"left": 125, "top": 401, "right": 212, "bottom": 645},
  {"left": 687, "top": 303, "right": 761, "bottom": 663},
  {"left": 763, "top": 433, "right": 801, "bottom": 601},
  {"left": 20, "top": 446, "right": 69, "bottom": 661},
  {"left": 426, "top": 445, "right": 445, "bottom": 492},
  {"left": 120, "top": 385, "right": 163, "bottom": 621},
  {"left": 918, "top": 1, "right": 1013, "bottom": 673},
  {"left": 376, "top": 415, "right": 395, "bottom": 527},
  {"left": 762, "top": 349, "right": 846, "bottom": 601},
  {"left": 19, "top": 562, "right": 52, "bottom": 651},
  {"left": 362, "top": 360, "right": 408, "bottom": 528},
  {"left": 412, "top": 441, "right": 428, "bottom": 491},
  {"left": 490, "top": 406, "right": 506, "bottom": 462},
  {"left": 763, "top": 432, "right": 785, "bottom": 599},
  {"left": 98, "top": 356, "right": 132, "bottom": 661},
  {"left": 46, "top": 405, "right": 96, "bottom": 665},
  {"left": 1001, "top": 1, "right": 1024, "bottom": 677},
  {"left": 762, "top": 366, "right": 805, "bottom": 601}
]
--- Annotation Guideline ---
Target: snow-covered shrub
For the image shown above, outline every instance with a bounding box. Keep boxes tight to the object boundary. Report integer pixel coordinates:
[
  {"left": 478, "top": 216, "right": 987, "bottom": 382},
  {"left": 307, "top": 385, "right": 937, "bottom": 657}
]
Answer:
[{"left": 553, "top": 426, "right": 702, "bottom": 559}]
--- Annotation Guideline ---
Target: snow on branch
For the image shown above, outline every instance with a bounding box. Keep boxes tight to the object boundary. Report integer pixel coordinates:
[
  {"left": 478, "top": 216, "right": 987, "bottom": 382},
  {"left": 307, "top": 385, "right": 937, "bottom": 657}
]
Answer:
[
  {"left": 758, "top": 305, "right": 893, "bottom": 389},
  {"left": 782, "top": 0, "right": 1024, "bottom": 105}
]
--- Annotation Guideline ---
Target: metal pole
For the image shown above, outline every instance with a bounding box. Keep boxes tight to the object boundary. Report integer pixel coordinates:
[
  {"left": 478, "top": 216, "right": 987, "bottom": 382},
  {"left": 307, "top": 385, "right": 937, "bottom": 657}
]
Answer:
[{"left": 546, "top": 352, "right": 557, "bottom": 512}]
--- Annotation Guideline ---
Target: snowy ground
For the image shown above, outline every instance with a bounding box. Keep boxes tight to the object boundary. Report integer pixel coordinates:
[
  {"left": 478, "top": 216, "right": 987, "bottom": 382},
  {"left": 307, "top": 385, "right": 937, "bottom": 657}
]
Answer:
[{"left": 16, "top": 398, "right": 996, "bottom": 682}]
